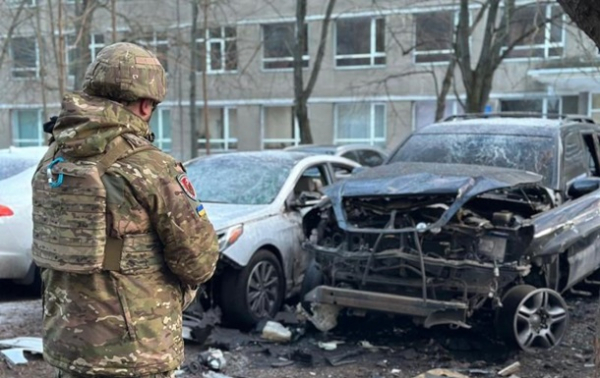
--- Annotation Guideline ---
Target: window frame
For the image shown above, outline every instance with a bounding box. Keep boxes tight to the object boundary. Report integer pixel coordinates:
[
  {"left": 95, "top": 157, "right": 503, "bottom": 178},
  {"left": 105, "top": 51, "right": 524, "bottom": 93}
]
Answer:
[
  {"left": 150, "top": 108, "right": 172, "bottom": 152},
  {"left": 11, "top": 108, "right": 44, "bottom": 147},
  {"left": 7, "top": 0, "right": 36, "bottom": 8},
  {"left": 10, "top": 36, "right": 39, "bottom": 79},
  {"left": 65, "top": 32, "right": 105, "bottom": 80},
  {"left": 261, "top": 106, "right": 301, "bottom": 149},
  {"left": 334, "top": 103, "right": 387, "bottom": 146},
  {"left": 334, "top": 16, "right": 386, "bottom": 69},
  {"left": 196, "top": 106, "right": 239, "bottom": 152},
  {"left": 413, "top": 10, "right": 459, "bottom": 65},
  {"left": 196, "top": 26, "right": 237, "bottom": 74},
  {"left": 502, "top": 3, "right": 565, "bottom": 61},
  {"left": 261, "top": 22, "right": 309, "bottom": 71}
]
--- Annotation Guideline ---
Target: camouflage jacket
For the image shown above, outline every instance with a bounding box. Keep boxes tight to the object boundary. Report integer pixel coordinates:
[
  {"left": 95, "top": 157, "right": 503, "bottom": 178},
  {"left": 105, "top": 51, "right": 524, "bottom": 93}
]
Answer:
[{"left": 34, "top": 93, "right": 219, "bottom": 376}]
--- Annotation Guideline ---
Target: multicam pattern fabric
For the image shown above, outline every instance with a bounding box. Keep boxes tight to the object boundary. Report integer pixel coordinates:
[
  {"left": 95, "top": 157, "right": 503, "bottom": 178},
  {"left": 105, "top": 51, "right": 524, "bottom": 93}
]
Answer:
[
  {"left": 54, "top": 367, "right": 175, "bottom": 378},
  {"left": 33, "top": 91, "right": 219, "bottom": 377},
  {"left": 82, "top": 42, "right": 166, "bottom": 104}
]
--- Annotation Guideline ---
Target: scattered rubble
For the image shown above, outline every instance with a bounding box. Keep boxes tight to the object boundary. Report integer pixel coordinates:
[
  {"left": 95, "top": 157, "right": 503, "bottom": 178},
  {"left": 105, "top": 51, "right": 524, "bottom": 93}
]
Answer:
[
  {"left": 498, "top": 362, "right": 521, "bottom": 377},
  {"left": 298, "top": 303, "right": 340, "bottom": 332},
  {"left": 317, "top": 341, "right": 344, "bottom": 351},
  {"left": 261, "top": 321, "right": 292, "bottom": 342},
  {"left": 0, "top": 337, "right": 43, "bottom": 366},
  {"left": 412, "top": 369, "right": 471, "bottom": 378}
]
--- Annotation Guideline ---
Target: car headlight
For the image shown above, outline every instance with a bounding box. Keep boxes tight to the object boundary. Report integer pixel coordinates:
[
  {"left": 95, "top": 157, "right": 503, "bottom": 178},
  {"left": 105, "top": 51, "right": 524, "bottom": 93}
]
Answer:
[{"left": 218, "top": 224, "right": 244, "bottom": 251}]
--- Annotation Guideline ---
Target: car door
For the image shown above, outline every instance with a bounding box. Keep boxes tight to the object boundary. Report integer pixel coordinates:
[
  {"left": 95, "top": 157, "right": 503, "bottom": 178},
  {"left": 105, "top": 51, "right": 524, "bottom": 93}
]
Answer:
[
  {"left": 282, "top": 163, "right": 331, "bottom": 289},
  {"left": 533, "top": 130, "right": 600, "bottom": 291}
]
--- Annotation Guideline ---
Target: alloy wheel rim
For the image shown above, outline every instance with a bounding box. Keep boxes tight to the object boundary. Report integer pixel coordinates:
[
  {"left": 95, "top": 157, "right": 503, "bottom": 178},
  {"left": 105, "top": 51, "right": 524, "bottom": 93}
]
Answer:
[
  {"left": 513, "top": 288, "right": 568, "bottom": 350},
  {"left": 246, "top": 261, "right": 280, "bottom": 318}
]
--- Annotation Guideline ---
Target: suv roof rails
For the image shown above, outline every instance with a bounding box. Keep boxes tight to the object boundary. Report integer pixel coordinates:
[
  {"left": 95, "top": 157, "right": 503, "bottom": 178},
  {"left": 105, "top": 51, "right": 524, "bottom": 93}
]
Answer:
[{"left": 442, "top": 112, "right": 596, "bottom": 124}]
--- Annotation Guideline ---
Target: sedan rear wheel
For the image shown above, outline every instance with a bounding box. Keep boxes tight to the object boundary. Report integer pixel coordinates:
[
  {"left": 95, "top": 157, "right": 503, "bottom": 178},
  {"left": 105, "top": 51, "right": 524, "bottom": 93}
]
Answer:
[
  {"left": 220, "top": 249, "right": 285, "bottom": 328},
  {"left": 497, "top": 285, "right": 569, "bottom": 351}
]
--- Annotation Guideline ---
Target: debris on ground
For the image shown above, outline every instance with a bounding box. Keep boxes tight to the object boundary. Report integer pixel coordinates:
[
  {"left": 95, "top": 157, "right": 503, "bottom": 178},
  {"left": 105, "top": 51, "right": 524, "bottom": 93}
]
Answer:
[
  {"left": 297, "top": 303, "right": 340, "bottom": 332},
  {"left": 412, "top": 369, "right": 471, "bottom": 378},
  {"left": 182, "top": 307, "right": 223, "bottom": 343},
  {"left": 325, "top": 349, "right": 363, "bottom": 367},
  {"left": 0, "top": 337, "right": 43, "bottom": 366},
  {"left": 498, "top": 362, "right": 521, "bottom": 377},
  {"left": 261, "top": 321, "right": 292, "bottom": 342},
  {"left": 317, "top": 341, "right": 344, "bottom": 351},
  {"left": 360, "top": 340, "right": 393, "bottom": 353}
]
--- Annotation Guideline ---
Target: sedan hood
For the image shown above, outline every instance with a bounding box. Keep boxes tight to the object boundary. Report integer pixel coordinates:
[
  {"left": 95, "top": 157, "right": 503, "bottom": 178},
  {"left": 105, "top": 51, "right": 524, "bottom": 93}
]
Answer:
[
  {"left": 325, "top": 162, "right": 543, "bottom": 232},
  {"left": 203, "top": 203, "right": 271, "bottom": 232}
]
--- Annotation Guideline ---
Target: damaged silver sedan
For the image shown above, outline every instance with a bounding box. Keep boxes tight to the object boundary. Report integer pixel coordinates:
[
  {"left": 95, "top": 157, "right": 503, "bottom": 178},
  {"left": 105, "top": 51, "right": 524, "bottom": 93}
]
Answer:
[{"left": 302, "top": 115, "right": 600, "bottom": 351}]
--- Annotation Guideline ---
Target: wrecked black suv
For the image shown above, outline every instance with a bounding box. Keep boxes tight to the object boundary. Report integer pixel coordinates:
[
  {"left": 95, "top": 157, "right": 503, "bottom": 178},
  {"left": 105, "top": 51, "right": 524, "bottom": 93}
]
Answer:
[{"left": 302, "top": 114, "right": 600, "bottom": 351}]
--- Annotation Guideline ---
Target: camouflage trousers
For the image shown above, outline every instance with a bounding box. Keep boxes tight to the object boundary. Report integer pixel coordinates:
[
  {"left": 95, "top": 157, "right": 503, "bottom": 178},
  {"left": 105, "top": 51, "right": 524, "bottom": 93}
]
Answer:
[{"left": 54, "top": 368, "right": 175, "bottom": 378}]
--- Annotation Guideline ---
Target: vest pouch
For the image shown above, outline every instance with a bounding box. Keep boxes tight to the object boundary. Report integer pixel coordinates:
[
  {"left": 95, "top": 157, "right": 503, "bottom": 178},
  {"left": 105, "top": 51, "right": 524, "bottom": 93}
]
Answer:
[
  {"left": 32, "top": 161, "right": 108, "bottom": 273},
  {"left": 119, "top": 233, "right": 165, "bottom": 275}
]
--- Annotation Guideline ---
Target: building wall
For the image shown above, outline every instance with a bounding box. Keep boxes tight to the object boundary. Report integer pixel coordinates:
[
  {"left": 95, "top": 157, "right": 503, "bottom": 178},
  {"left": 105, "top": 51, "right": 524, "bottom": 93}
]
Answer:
[{"left": 1, "top": 0, "right": 599, "bottom": 160}]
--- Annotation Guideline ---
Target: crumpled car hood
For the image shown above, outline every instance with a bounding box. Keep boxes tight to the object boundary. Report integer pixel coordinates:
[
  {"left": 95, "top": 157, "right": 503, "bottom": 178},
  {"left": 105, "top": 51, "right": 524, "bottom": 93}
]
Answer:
[{"left": 325, "top": 162, "right": 543, "bottom": 232}]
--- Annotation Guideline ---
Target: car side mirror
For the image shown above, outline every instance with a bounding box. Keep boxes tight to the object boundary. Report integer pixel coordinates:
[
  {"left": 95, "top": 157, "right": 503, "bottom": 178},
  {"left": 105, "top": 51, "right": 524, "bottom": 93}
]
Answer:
[{"left": 567, "top": 177, "right": 600, "bottom": 198}]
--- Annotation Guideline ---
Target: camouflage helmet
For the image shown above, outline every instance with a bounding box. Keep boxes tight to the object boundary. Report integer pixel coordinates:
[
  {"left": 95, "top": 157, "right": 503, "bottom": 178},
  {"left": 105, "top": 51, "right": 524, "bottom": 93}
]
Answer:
[{"left": 82, "top": 42, "right": 166, "bottom": 103}]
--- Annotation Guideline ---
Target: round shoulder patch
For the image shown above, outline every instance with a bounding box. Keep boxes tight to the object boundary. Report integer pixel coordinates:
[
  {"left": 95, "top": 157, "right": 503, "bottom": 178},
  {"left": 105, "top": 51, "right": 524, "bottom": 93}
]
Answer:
[{"left": 177, "top": 174, "right": 197, "bottom": 200}]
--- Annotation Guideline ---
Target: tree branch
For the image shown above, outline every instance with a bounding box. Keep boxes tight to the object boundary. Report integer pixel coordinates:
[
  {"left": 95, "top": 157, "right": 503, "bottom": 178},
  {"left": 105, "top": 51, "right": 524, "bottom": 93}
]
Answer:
[{"left": 303, "top": 0, "right": 336, "bottom": 99}]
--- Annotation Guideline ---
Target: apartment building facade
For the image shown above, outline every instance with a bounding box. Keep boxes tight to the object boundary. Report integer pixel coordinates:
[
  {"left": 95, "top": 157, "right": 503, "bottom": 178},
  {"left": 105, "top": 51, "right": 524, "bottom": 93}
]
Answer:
[{"left": 1, "top": 0, "right": 599, "bottom": 160}]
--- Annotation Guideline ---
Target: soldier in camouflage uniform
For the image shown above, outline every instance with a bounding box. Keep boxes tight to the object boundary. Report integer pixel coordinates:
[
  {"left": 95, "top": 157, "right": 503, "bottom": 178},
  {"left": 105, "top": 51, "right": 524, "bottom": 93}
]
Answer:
[{"left": 30, "top": 42, "right": 220, "bottom": 378}]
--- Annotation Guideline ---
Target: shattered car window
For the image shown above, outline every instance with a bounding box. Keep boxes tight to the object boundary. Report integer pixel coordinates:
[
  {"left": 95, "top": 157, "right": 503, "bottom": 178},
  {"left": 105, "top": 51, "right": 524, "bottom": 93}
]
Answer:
[
  {"left": 185, "top": 155, "right": 295, "bottom": 205},
  {"left": 390, "top": 134, "right": 556, "bottom": 186}
]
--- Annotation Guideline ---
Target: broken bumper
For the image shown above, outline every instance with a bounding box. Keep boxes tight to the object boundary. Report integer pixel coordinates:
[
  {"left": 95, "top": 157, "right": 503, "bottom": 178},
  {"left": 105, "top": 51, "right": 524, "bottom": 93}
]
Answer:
[{"left": 304, "top": 285, "right": 471, "bottom": 328}]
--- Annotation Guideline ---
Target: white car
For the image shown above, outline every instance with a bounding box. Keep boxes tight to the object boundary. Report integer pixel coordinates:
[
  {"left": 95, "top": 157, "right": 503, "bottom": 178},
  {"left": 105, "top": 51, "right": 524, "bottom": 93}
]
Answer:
[
  {"left": 183, "top": 151, "right": 360, "bottom": 327},
  {"left": 0, "top": 147, "right": 48, "bottom": 289}
]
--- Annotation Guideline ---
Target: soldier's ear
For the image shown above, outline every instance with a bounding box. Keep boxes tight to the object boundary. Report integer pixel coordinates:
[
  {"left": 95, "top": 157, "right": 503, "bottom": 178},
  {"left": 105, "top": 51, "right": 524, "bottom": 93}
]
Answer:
[{"left": 139, "top": 99, "right": 154, "bottom": 121}]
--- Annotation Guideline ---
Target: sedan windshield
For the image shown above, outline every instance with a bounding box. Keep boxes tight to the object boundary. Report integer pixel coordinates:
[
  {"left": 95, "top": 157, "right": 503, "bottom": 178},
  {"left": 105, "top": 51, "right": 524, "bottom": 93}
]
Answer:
[
  {"left": 185, "top": 155, "right": 295, "bottom": 205},
  {"left": 389, "top": 133, "right": 556, "bottom": 186}
]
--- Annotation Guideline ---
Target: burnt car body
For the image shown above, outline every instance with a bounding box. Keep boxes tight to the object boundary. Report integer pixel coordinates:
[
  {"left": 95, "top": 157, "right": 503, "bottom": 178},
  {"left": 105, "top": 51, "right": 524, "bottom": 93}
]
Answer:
[{"left": 302, "top": 114, "right": 600, "bottom": 350}]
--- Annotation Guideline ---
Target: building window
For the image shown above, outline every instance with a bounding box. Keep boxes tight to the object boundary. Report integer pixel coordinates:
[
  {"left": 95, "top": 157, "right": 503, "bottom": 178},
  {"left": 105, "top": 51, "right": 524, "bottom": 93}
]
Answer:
[
  {"left": 196, "top": 27, "right": 237, "bottom": 73},
  {"left": 500, "top": 96, "right": 578, "bottom": 115},
  {"left": 504, "top": 4, "right": 564, "bottom": 59},
  {"left": 262, "top": 106, "right": 300, "bottom": 149},
  {"left": 335, "top": 103, "right": 386, "bottom": 145},
  {"left": 11, "top": 109, "right": 43, "bottom": 147},
  {"left": 414, "top": 100, "right": 463, "bottom": 129},
  {"left": 137, "top": 32, "right": 169, "bottom": 72},
  {"left": 11, "top": 37, "right": 38, "bottom": 78},
  {"left": 197, "top": 107, "right": 238, "bottom": 151},
  {"left": 414, "top": 11, "right": 456, "bottom": 63},
  {"left": 150, "top": 108, "right": 172, "bottom": 152},
  {"left": 7, "top": 0, "right": 36, "bottom": 7},
  {"left": 262, "top": 22, "right": 308, "bottom": 70},
  {"left": 65, "top": 33, "right": 105, "bottom": 77},
  {"left": 335, "top": 17, "right": 385, "bottom": 67}
]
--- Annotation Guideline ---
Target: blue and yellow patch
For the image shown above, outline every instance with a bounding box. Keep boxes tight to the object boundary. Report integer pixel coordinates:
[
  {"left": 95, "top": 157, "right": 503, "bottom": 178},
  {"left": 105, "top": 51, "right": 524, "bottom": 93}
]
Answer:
[{"left": 196, "top": 204, "right": 207, "bottom": 218}]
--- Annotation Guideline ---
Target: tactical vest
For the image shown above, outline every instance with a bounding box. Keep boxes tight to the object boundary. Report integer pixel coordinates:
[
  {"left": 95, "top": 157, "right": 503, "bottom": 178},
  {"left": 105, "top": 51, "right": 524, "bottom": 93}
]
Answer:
[{"left": 32, "top": 136, "right": 163, "bottom": 274}]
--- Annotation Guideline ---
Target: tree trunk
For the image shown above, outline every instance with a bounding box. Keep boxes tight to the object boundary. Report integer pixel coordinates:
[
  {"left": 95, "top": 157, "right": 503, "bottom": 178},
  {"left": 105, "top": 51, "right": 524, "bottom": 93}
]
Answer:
[
  {"left": 189, "top": 0, "right": 199, "bottom": 158},
  {"left": 293, "top": 0, "right": 312, "bottom": 145},
  {"left": 73, "top": 0, "right": 95, "bottom": 90},
  {"left": 434, "top": 59, "right": 456, "bottom": 121},
  {"left": 557, "top": 0, "right": 600, "bottom": 48}
]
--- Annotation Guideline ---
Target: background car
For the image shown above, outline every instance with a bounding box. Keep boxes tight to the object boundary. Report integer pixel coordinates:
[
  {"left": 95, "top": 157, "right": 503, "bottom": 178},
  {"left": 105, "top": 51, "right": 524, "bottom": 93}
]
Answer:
[
  {"left": 184, "top": 151, "right": 359, "bottom": 327},
  {"left": 0, "top": 147, "right": 48, "bottom": 290},
  {"left": 302, "top": 113, "right": 600, "bottom": 351},
  {"left": 285, "top": 144, "right": 388, "bottom": 167}
]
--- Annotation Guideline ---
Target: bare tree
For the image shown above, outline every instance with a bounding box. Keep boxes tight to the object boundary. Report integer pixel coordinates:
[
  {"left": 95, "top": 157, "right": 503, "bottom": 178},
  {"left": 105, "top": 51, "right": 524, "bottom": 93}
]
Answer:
[
  {"left": 189, "top": 0, "right": 200, "bottom": 158},
  {"left": 72, "top": 0, "right": 100, "bottom": 89},
  {"left": 293, "top": 0, "right": 336, "bottom": 144},
  {"left": 0, "top": 0, "right": 28, "bottom": 70},
  {"left": 455, "top": 0, "right": 562, "bottom": 113},
  {"left": 557, "top": 0, "right": 600, "bottom": 48}
]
